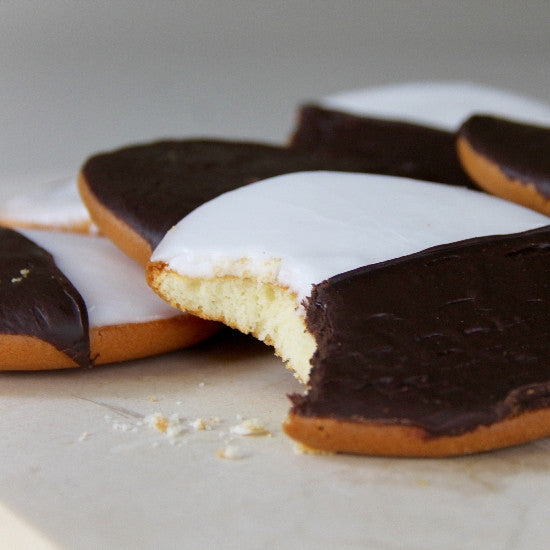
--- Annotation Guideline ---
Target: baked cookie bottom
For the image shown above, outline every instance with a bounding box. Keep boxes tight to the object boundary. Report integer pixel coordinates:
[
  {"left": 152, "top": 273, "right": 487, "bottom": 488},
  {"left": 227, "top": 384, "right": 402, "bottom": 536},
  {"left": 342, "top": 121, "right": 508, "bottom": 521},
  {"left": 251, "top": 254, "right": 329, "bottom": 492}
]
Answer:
[
  {"left": 457, "top": 130, "right": 550, "bottom": 216},
  {"left": 0, "top": 218, "right": 94, "bottom": 235},
  {"left": 0, "top": 315, "right": 219, "bottom": 371},
  {"left": 283, "top": 408, "right": 550, "bottom": 458},
  {"left": 89, "top": 315, "right": 220, "bottom": 366},
  {"left": 78, "top": 173, "right": 152, "bottom": 265},
  {"left": 0, "top": 335, "right": 80, "bottom": 370},
  {"left": 146, "top": 262, "right": 316, "bottom": 383}
]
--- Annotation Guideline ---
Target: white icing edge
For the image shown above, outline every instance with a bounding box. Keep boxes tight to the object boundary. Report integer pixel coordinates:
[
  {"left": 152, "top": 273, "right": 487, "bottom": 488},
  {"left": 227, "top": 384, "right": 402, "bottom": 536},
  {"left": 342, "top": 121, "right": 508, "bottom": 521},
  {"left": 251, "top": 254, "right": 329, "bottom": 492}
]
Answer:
[
  {"left": 0, "top": 178, "right": 96, "bottom": 232},
  {"left": 152, "top": 171, "right": 549, "bottom": 304},
  {"left": 320, "top": 81, "right": 550, "bottom": 130},
  {"left": 20, "top": 229, "right": 182, "bottom": 327}
]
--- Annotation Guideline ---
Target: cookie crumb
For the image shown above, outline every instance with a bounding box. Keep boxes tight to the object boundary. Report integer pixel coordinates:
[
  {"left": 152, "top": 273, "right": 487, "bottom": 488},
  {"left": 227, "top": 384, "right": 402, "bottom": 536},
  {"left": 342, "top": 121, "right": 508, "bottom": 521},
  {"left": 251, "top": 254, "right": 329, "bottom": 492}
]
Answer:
[
  {"left": 112, "top": 421, "right": 136, "bottom": 432},
  {"left": 190, "top": 418, "right": 209, "bottom": 431},
  {"left": 77, "top": 431, "right": 90, "bottom": 442},
  {"left": 230, "top": 418, "right": 270, "bottom": 436},
  {"left": 144, "top": 412, "right": 170, "bottom": 433},
  {"left": 165, "top": 423, "right": 187, "bottom": 444},
  {"left": 190, "top": 416, "right": 222, "bottom": 431},
  {"left": 217, "top": 442, "right": 248, "bottom": 460},
  {"left": 143, "top": 412, "right": 187, "bottom": 443}
]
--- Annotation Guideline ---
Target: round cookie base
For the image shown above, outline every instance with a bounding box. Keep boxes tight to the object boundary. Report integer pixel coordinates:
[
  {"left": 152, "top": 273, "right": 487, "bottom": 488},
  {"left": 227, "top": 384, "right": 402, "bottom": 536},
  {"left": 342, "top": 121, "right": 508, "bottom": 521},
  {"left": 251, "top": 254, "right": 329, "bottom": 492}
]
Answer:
[
  {"left": 456, "top": 136, "right": 550, "bottom": 216},
  {"left": 77, "top": 172, "right": 152, "bottom": 265},
  {"left": 0, "top": 335, "right": 79, "bottom": 370},
  {"left": 0, "top": 217, "right": 96, "bottom": 235},
  {"left": 283, "top": 408, "right": 550, "bottom": 457},
  {"left": 89, "top": 314, "right": 221, "bottom": 365},
  {"left": 0, "top": 315, "right": 220, "bottom": 371}
]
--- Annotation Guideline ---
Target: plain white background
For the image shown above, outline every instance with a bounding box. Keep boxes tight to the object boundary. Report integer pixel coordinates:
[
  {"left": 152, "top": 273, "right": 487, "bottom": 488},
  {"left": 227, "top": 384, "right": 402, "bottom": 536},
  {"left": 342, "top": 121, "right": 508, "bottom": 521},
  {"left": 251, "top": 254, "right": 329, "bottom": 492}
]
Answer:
[{"left": 2, "top": 1, "right": 549, "bottom": 193}]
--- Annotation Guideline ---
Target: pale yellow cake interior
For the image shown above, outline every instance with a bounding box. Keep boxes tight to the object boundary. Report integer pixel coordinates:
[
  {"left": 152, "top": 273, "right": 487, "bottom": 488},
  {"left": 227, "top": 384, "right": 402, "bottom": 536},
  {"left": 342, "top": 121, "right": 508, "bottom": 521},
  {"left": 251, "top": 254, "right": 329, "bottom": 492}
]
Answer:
[{"left": 147, "top": 262, "right": 317, "bottom": 383}]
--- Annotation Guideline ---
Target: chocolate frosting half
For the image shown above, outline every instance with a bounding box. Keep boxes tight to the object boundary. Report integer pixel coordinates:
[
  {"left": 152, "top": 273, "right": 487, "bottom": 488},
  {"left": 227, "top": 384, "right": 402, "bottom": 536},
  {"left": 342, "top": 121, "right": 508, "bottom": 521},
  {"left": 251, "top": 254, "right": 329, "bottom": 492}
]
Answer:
[
  {"left": 289, "top": 105, "right": 475, "bottom": 189},
  {"left": 81, "top": 137, "right": 472, "bottom": 250},
  {"left": 292, "top": 225, "right": 550, "bottom": 437},
  {"left": 460, "top": 115, "right": 550, "bottom": 198},
  {"left": 0, "top": 227, "right": 89, "bottom": 367}
]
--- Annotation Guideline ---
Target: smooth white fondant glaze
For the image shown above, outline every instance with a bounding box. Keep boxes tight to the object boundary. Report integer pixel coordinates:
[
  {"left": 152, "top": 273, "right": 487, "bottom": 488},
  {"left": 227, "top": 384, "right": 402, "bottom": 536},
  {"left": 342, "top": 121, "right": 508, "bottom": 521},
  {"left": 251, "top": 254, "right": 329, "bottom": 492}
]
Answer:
[
  {"left": 152, "top": 171, "right": 549, "bottom": 305},
  {"left": 0, "top": 178, "right": 96, "bottom": 231},
  {"left": 321, "top": 81, "right": 550, "bottom": 131},
  {"left": 21, "top": 229, "right": 182, "bottom": 327}
]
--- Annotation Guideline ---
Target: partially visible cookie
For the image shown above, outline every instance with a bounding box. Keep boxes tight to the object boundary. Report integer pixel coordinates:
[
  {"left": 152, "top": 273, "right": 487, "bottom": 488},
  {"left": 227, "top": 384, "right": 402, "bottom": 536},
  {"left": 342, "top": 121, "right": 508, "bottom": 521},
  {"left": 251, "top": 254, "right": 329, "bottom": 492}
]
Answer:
[
  {"left": 0, "top": 227, "right": 218, "bottom": 370},
  {"left": 457, "top": 115, "right": 550, "bottom": 216},
  {"left": 289, "top": 105, "right": 473, "bottom": 187},
  {"left": 78, "top": 138, "right": 461, "bottom": 266},
  {"left": 289, "top": 82, "right": 550, "bottom": 189},
  {"left": 146, "top": 171, "right": 548, "bottom": 384},
  {"left": 284, "top": 225, "right": 550, "bottom": 456},
  {"left": 0, "top": 178, "right": 97, "bottom": 234},
  {"left": 317, "top": 81, "right": 550, "bottom": 130},
  {"left": 0, "top": 226, "right": 89, "bottom": 369}
]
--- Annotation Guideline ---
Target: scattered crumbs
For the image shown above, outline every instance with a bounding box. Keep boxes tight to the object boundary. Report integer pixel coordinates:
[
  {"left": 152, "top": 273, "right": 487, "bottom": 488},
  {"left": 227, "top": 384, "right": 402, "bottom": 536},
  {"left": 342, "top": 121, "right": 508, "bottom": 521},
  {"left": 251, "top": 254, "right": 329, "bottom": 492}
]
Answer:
[
  {"left": 100, "top": 403, "right": 275, "bottom": 452},
  {"left": 217, "top": 441, "right": 248, "bottom": 460},
  {"left": 293, "top": 442, "right": 334, "bottom": 455},
  {"left": 77, "top": 431, "right": 90, "bottom": 442},
  {"left": 230, "top": 418, "right": 270, "bottom": 436},
  {"left": 20, "top": 268, "right": 30, "bottom": 277},
  {"left": 11, "top": 277, "right": 23, "bottom": 284}
]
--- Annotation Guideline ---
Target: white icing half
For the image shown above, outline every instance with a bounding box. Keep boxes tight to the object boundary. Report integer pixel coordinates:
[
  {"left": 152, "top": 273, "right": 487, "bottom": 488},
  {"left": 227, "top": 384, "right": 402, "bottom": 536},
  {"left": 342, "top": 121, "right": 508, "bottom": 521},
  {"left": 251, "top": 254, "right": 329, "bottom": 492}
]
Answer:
[
  {"left": 21, "top": 229, "right": 181, "bottom": 327},
  {"left": 321, "top": 81, "right": 550, "bottom": 130},
  {"left": 0, "top": 178, "right": 95, "bottom": 232},
  {"left": 152, "top": 171, "right": 549, "bottom": 304}
]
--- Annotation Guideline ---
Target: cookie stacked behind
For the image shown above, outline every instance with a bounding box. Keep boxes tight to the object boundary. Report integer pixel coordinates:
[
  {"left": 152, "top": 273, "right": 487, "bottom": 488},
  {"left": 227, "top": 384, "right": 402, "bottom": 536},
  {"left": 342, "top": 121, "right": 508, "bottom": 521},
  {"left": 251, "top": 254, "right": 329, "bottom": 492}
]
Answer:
[
  {"left": 0, "top": 178, "right": 97, "bottom": 234},
  {"left": 289, "top": 81, "right": 550, "bottom": 189},
  {"left": 76, "top": 137, "right": 470, "bottom": 267},
  {"left": 457, "top": 115, "right": 550, "bottom": 216}
]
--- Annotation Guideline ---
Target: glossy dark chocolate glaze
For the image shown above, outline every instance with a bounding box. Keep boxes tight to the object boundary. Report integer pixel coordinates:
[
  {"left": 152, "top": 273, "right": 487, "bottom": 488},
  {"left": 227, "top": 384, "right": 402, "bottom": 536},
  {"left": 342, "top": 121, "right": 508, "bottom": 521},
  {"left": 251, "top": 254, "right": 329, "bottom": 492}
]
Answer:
[
  {"left": 82, "top": 139, "right": 398, "bottom": 250},
  {"left": 460, "top": 115, "right": 550, "bottom": 198},
  {"left": 290, "top": 105, "right": 475, "bottom": 189},
  {"left": 82, "top": 137, "right": 473, "bottom": 250},
  {"left": 291, "top": 225, "right": 550, "bottom": 437},
  {"left": 0, "top": 227, "right": 89, "bottom": 367}
]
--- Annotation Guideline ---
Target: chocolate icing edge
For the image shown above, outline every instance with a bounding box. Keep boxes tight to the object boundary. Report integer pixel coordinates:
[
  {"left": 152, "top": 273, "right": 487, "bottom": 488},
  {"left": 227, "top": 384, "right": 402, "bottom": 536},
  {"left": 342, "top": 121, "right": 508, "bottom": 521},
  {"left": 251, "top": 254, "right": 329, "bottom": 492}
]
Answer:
[
  {"left": 0, "top": 227, "right": 90, "bottom": 367},
  {"left": 291, "top": 225, "right": 550, "bottom": 438},
  {"left": 459, "top": 115, "right": 550, "bottom": 198}
]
